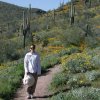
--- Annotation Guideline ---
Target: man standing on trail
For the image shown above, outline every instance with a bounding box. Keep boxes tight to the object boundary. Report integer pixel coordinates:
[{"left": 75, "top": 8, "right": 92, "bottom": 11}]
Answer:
[{"left": 24, "top": 44, "right": 41, "bottom": 99}]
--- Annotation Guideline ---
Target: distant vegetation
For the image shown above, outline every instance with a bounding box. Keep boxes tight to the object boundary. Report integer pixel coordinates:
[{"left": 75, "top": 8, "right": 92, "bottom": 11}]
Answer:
[
  {"left": 0, "top": 1, "right": 46, "bottom": 36},
  {"left": 0, "top": 0, "right": 100, "bottom": 100}
]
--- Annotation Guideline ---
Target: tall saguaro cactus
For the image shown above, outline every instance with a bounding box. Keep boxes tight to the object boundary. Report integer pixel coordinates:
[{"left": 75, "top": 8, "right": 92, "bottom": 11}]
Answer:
[
  {"left": 46, "top": 13, "right": 49, "bottom": 30},
  {"left": 29, "top": 4, "right": 31, "bottom": 22},
  {"left": 22, "top": 11, "right": 26, "bottom": 48},
  {"left": 53, "top": 9, "right": 56, "bottom": 24},
  {"left": 22, "top": 4, "right": 33, "bottom": 48},
  {"left": 89, "top": 0, "right": 92, "bottom": 7},
  {"left": 28, "top": 4, "right": 33, "bottom": 43},
  {"left": 69, "top": 0, "right": 75, "bottom": 25}
]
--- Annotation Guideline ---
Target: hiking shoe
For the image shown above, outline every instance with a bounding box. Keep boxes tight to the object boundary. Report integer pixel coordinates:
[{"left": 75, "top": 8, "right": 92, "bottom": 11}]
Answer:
[
  {"left": 31, "top": 95, "right": 34, "bottom": 99},
  {"left": 27, "top": 95, "right": 31, "bottom": 99}
]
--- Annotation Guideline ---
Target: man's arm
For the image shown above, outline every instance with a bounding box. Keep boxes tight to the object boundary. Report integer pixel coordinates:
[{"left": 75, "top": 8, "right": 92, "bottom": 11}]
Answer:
[
  {"left": 37, "top": 55, "right": 41, "bottom": 76},
  {"left": 24, "top": 54, "right": 29, "bottom": 74}
]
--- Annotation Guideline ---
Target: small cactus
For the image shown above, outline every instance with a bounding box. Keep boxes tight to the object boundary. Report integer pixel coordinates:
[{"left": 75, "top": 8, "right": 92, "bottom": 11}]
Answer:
[
  {"left": 85, "top": 24, "right": 92, "bottom": 36},
  {"left": 84, "top": 0, "right": 92, "bottom": 8},
  {"left": 0, "top": 26, "right": 2, "bottom": 34}
]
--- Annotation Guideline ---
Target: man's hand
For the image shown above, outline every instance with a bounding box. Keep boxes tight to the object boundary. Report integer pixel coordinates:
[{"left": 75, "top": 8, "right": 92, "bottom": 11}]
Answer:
[
  {"left": 27, "top": 72, "right": 31, "bottom": 75},
  {"left": 38, "top": 74, "right": 41, "bottom": 77}
]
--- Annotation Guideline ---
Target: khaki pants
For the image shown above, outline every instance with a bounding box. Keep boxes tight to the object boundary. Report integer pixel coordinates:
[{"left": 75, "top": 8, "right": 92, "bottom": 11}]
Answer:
[{"left": 27, "top": 73, "right": 38, "bottom": 95}]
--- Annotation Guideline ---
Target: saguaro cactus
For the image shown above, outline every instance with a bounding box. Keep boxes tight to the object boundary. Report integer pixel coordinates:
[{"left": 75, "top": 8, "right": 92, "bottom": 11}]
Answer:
[
  {"left": 84, "top": 0, "right": 91, "bottom": 7},
  {"left": 27, "top": 4, "right": 33, "bottom": 42},
  {"left": 69, "top": 0, "right": 75, "bottom": 25},
  {"left": 85, "top": 24, "right": 92, "bottom": 36},
  {"left": 53, "top": 9, "right": 56, "bottom": 24},
  {"left": 89, "top": 0, "right": 91, "bottom": 7},
  {"left": 7, "top": 23, "right": 10, "bottom": 31},
  {"left": 0, "top": 26, "right": 2, "bottom": 34},
  {"left": 84, "top": 0, "right": 89, "bottom": 5},
  {"left": 46, "top": 13, "right": 49, "bottom": 30},
  {"left": 22, "top": 11, "right": 26, "bottom": 48},
  {"left": 22, "top": 4, "right": 33, "bottom": 48}
]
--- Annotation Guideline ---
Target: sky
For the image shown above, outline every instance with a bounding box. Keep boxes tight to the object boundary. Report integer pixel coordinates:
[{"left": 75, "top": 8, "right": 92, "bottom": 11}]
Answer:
[{"left": 0, "top": 0, "right": 69, "bottom": 11}]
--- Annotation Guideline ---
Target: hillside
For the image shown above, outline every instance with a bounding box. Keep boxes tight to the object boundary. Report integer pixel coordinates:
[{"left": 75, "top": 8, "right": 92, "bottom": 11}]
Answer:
[
  {"left": 0, "top": 0, "right": 100, "bottom": 100},
  {"left": 0, "top": 1, "right": 46, "bottom": 28}
]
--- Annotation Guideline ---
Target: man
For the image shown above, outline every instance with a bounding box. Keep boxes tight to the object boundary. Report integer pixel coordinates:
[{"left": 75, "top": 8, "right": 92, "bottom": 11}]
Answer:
[{"left": 24, "top": 44, "right": 41, "bottom": 99}]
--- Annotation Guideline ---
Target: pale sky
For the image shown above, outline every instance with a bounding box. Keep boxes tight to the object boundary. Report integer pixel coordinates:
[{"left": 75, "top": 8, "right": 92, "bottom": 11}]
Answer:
[{"left": 0, "top": 0, "right": 70, "bottom": 11}]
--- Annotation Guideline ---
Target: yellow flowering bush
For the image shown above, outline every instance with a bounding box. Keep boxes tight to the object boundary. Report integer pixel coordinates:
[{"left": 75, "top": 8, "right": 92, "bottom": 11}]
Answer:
[
  {"left": 48, "top": 38, "right": 57, "bottom": 42},
  {"left": 0, "top": 65, "right": 6, "bottom": 70},
  {"left": 96, "top": 26, "right": 100, "bottom": 29},
  {"left": 94, "top": 14, "right": 100, "bottom": 19},
  {"left": 59, "top": 46, "right": 80, "bottom": 63},
  {"left": 48, "top": 46, "right": 65, "bottom": 53},
  {"left": 61, "top": 53, "right": 93, "bottom": 73},
  {"left": 61, "top": 55, "right": 69, "bottom": 64}
]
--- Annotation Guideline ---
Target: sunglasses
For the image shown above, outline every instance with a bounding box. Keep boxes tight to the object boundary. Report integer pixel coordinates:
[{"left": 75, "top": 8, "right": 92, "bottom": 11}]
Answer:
[
  {"left": 30, "top": 47, "right": 33, "bottom": 49},
  {"left": 30, "top": 46, "right": 35, "bottom": 49}
]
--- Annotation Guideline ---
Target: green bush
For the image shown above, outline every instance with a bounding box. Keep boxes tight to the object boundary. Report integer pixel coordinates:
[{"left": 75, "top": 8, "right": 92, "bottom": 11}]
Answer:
[
  {"left": 85, "top": 70, "right": 100, "bottom": 81},
  {"left": 35, "top": 27, "right": 63, "bottom": 44},
  {"left": 92, "top": 55, "right": 100, "bottom": 68},
  {"left": 85, "top": 36, "right": 98, "bottom": 48},
  {"left": 0, "top": 37, "right": 25, "bottom": 63},
  {"left": 59, "top": 26, "right": 85, "bottom": 46},
  {"left": 86, "top": 47, "right": 100, "bottom": 56},
  {"left": 58, "top": 46, "right": 80, "bottom": 57},
  {"left": 50, "top": 72, "right": 68, "bottom": 91},
  {"left": 0, "top": 59, "right": 24, "bottom": 100},
  {"left": 50, "top": 87, "right": 100, "bottom": 100},
  {"left": 41, "top": 54, "right": 60, "bottom": 71},
  {"left": 86, "top": 47, "right": 100, "bottom": 68},
  {"left": 62, "top": 53, "right": 93, "bottom": 73},
  {"left": 49, "top": 41, "right": 63, "bottom": 47}
]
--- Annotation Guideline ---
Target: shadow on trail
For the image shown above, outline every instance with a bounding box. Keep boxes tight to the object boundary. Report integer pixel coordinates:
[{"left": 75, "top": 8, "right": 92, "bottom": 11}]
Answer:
[
  {"left": 41, "top": 69, "right": 51, "bottom": 76},
  {"left": 33, "top": 88, "right": 70, "bottom": 99}
]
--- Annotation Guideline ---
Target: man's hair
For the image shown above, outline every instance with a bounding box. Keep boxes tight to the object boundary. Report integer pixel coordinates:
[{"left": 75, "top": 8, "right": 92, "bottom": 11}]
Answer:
[{"left": 31, "top": 44, "right": 36, "bottom": 49}]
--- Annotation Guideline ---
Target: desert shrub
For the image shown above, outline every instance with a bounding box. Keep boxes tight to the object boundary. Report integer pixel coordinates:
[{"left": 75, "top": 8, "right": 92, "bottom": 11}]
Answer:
[
  {"left": 0, "top": 59, "right": 24, "bottom": 100},
  {"left": 86, "top": 47, "right": 100, "bottom": 56},
  {"left": 3, "top": 40, "right": 20, "bottom": 61},
  {"left": 85, "top": 36, "right": 98, "bottom": 48},
  {"left": 85, "top": 70, "right": 100, "bottom": 81},
  {"left": 67, "top": 76, "right": 78, "bottom": 88},
  {"left": 92, "top": 55, "right": 100, "bottom": 68},
  {"left": 58, "top": 49, "right": 69, "bottom": 57},
  {"left": 35, "top": 27, "right": 63, "bottom": 43},
  {"left": 83, "top": 10, "right": 96, "bottom": 19},
  {"left": 59, "top": 26, "right": 85, "bottom": 46},
  {"left": 41, "top": 54, "right": 60, "bottom": 70},
  {"left": 50, "top": 71, "right": 89, "bottom": 91},
  {"left": 58, "top": 46, "right": 80, "bottom": 57},
  {"left": 50, "top": 72, "right": 68, "bottom": 91},
  {"left": 86, "top": 47, "right": 100, "bottom": 68},
  {"left": 61, "top": 53, "right": 93, "bottom": 73},
  {"left": 51, "top": 92, "right": 78, "bottom": 100},
  {"left": 50, "top": 87, "right": 100, "bottom": 100},
  {"left": 35, "top": 31, "right": 50, "bottom": 46},
  {"left": 0, "top": 35, "right": 32, "bottom": 63},
  {"left": 67, "top": 46, "right": 80, "bottom": 54},
  {"left": 49, "top": 40, "right": 63, "bottom": 47}
]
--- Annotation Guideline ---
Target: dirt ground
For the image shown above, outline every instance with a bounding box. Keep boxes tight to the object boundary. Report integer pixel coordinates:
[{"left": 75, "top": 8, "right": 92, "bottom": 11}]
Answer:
[{"left": 14, "top": 65, "right": 61, "bottom": 100}]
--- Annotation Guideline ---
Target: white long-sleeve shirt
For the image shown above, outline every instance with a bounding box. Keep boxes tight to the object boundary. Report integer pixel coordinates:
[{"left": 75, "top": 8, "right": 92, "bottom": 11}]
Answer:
[{"left": 24, "top": 52, "right": 41, "bottom": 75}]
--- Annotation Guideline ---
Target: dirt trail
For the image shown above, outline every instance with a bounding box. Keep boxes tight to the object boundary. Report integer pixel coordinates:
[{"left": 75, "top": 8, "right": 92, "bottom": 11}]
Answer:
[{"left": 14, "top": 65, "right": 61, "bottom": 100}]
